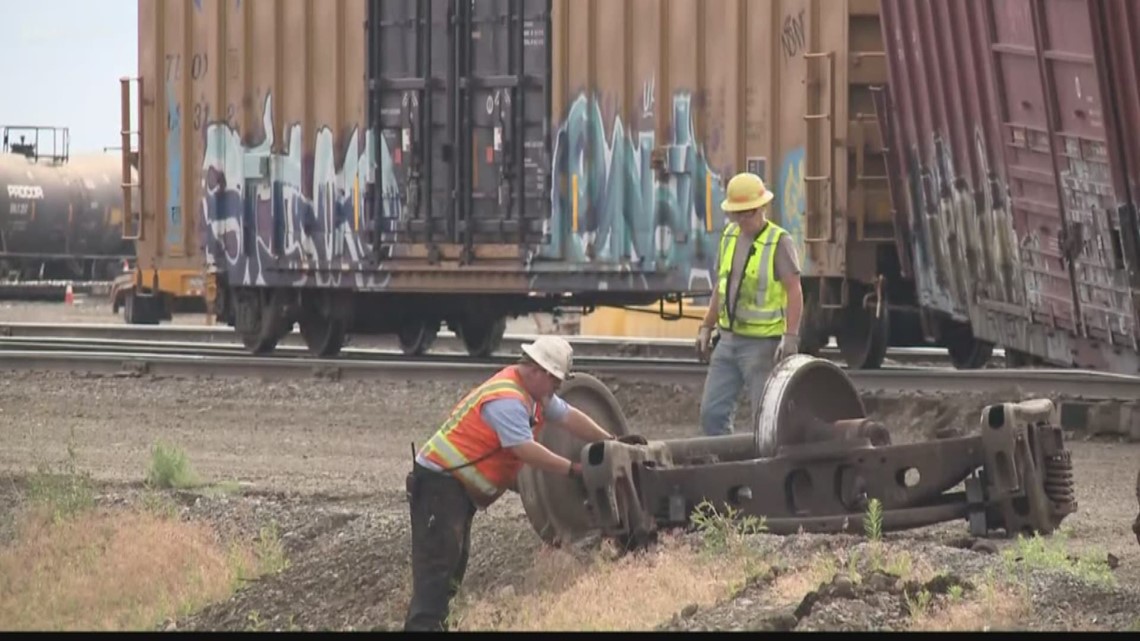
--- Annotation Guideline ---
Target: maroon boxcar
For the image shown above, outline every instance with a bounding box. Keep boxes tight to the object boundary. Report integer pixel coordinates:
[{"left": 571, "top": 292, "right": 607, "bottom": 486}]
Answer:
[{"left": 876, "top": 0, "right": 1140, "bottom": 373}]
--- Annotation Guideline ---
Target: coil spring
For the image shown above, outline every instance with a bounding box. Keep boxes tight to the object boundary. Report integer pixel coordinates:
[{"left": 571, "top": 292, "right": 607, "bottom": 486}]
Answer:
[{"left": 1043, "top": 450, "right": 1075, "bottom": 506}]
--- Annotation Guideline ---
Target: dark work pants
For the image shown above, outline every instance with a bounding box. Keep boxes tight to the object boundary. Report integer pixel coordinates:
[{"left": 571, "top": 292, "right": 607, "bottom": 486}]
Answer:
[{"left": 403, "top": 463, "right": 477, "bottom": 632}]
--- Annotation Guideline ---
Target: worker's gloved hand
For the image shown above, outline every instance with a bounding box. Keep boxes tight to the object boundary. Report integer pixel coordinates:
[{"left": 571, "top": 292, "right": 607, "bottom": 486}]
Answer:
[
  {"left": 615, "top": 434, "right": 648, "bottom": 446},
  {"left": 696, "top": 325, "right": 714, "bottom": 363},
  {"left": 774, "top": 333, "right": 800, "bottom": 364}
]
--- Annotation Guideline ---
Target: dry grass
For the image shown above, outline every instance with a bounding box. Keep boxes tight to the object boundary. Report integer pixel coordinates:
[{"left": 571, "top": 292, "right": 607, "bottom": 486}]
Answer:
[
  {"left": 907, "top": 585, "right": 1031, "bottom": 632},
  {"left": 453, "top": 534, "right": 762, "bottom": 631},
  {"left": 0, "top": 505, "right": 260, "bottom": 631},
  {"left": 769, "top": 553, "right": 837, "bottom": 607}
]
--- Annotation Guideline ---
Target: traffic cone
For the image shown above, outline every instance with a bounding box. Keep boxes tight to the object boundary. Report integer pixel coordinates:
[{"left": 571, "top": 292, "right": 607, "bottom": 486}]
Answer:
[{"left": 64, "top": 283, "right": 74, "bottom": 305}]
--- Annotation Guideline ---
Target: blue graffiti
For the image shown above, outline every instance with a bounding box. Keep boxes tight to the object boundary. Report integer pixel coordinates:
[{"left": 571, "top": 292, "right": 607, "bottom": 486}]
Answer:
[
  {"left": 547, "top": 91, "right": 726, "bottom": 291},
  {"left": 775, "top": 147, "right": 811, "bottom": 273},
  {"left": 197, "top": 89, "right": 726, "bottom": 295}
]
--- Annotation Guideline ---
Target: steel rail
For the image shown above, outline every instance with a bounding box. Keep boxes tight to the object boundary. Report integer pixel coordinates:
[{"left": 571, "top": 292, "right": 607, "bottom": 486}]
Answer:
[
  {"left": 0, "top": 321, "right": 978, "bottom": 366},
  {"left": 0, "top": 343, "right": 1135, "bottom": 399}
]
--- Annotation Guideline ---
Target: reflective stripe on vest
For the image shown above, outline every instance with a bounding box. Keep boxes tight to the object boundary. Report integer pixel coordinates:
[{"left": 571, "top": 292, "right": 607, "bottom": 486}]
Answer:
[
  {"left": 716, "top": 221, "right": 788, "bottom": 337},
  {"left": 418, "top": 372, "right": 537, "bottom": 499}
]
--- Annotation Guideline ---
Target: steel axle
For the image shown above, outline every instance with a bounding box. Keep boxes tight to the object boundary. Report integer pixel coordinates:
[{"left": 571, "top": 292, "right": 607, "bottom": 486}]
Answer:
[{"left": 518, "top": 355, "right": 1078, "bottom": 548}]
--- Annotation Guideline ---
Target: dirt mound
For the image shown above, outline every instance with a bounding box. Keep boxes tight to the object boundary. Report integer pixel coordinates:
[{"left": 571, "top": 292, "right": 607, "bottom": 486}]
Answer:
[
  {"left": 170, "top": 490, "right": 542, "bottom": 632},
  {"left": 660, "top": 532, "right": 1140, "bottom": 632}
]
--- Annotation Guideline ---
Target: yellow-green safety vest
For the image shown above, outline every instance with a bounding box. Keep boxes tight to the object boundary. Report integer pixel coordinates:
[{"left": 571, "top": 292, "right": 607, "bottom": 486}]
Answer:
[{"left": 716, "top": 221, "right": 788, "bottom": 338}]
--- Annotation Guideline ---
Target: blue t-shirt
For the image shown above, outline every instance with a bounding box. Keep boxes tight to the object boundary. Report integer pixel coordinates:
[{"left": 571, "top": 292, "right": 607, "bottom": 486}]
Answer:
[{"left": 415, "top": 394, "right": 570, "bottom": 471}]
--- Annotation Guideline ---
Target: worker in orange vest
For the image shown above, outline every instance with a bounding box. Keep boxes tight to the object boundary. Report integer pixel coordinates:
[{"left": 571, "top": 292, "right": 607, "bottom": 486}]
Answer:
[{"left": 403, "top": 335, "right": 618, "bottom": 632}]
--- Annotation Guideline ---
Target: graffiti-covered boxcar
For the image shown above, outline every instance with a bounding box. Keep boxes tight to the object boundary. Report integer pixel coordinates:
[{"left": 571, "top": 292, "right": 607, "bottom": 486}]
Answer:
[
  {"left": 128, "top": 0, "right": 919, "bottom": 360},
  {"left": 878, "top": 0, "right": 1140, "bottom": 373}
]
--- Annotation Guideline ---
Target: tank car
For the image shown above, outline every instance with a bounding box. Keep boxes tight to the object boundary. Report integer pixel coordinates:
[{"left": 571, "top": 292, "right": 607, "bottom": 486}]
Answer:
[{"left": 0, "top": 126, "right": 133, "bottom": 290}]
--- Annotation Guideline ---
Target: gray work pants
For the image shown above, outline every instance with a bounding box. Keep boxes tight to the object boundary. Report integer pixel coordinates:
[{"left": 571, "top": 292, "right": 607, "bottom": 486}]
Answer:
[{"left": 699, "top": 332, "right": 779, "bottom": 437}]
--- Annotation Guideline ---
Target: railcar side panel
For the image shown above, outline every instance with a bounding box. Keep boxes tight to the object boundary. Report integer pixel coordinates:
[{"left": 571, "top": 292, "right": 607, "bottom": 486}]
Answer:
[
  {"left": 137, "top": 0, "right": 896, "bottom": 311},
  {"left": 879, "top": 0, "right": 1140, "bottom": 371}
]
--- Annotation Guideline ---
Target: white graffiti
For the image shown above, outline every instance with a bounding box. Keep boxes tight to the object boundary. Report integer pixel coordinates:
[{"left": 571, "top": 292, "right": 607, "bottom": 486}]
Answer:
[{"left": 201, "top": 93, "right": 390, "bottom": 289}]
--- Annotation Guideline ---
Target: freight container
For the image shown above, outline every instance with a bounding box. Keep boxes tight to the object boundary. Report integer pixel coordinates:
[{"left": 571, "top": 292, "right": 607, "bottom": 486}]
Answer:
[
  {"left": 878, "top": 0, "right": 1140, "bottom": 373},
  {"left": 128, "top": 0, "right": 916, "bottom": 362}
]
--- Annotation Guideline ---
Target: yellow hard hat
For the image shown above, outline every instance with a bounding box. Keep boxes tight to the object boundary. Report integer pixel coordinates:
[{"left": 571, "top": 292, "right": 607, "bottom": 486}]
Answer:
[{"left": 720, "top": 172, "right": 775, "bottom": 213}]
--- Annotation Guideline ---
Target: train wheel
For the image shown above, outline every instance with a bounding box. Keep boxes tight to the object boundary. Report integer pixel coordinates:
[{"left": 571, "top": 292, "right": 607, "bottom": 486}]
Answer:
[
  {"left": 234, "top": 288, "right": 287, "bottom": 355},
  {"left": 458, "top": 316, "right": 507, "bottom": 358},
  {"left": 798, "top": 329, "right": 826, "bottom": 357},
  {"left": 942, "top": 322, "right": 994, "bottom": 370},
  {"left": 1005, "top": 348, "right": 1044, "bottom": 369},
  {"left": 397, "top": 320, "right": 440, "bottom": 356},
  {"left": 299, "top": 313, "right": 347, "bottom": 358},
  {"left": 123, "top": 292, "right": 160, "bottom": 325},
  {"left": 835, "top": 296, "right": 889, "bottom": 370},
  {"left": 947, "top": 336, "right": 993, "bottom": 370}
]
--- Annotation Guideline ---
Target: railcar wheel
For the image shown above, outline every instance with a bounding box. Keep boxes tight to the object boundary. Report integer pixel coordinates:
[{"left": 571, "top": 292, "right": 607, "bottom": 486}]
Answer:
[
  {"left": 123, "top": 292, "right": 160, "bottom": 325},
  {"left": 397, "top": 320, "right": 439, "bottom": 356},
  {"left": 754, "top": 354, "right": 869, "bottom": 458},
  {"left": 1005, "top": 348, "right": 1046, "bottom": 369},
  {"left": 234, "top": 288, "right": 288, "bottom": 356},
  {"left": 458, "top": 316, "right": 507, "bottom": 358},
  {"left": 517, "top": 373, "right": 631, "bottom": 547},
  {"left": 943, "top": 322, "right": 994, "bottom": 370},
  {"left": 299, "top": 314, "right": 346, "bottom": 358},
  {"left": 836, "top": 296, "right": 889, "bottom": 370}
]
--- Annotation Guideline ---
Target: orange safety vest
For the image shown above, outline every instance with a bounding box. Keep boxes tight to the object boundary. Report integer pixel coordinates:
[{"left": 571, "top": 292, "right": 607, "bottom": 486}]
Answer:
[{"left": 417, "top": 366, "right": 547, "bottom": 507}]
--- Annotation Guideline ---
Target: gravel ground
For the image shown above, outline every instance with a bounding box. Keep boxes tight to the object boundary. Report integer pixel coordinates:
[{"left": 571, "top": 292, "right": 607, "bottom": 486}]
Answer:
[{"left": 0, "top": 367, "right": 1138, "bottom": 631}]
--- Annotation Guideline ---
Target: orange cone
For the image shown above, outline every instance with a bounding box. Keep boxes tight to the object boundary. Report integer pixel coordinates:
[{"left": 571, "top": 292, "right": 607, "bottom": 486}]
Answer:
[{"left": 64, "top": 283, "right": 74, "bottom": 305}]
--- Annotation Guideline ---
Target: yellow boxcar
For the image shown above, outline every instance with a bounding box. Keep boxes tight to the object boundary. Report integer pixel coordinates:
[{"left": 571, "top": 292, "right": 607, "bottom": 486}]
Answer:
[{"left": 124, "top": 0, "right": 913, "bottom": 364}]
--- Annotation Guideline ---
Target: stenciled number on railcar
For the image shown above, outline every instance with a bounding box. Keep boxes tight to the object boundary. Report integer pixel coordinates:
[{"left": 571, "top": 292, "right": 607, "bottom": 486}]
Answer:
[{"left": 164, "top": 53, "right": 209, "bottom": 81}]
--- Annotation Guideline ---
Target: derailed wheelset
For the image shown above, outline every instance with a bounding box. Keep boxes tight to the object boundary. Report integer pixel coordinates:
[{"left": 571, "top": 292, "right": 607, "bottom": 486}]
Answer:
[{"left": 518, "top": 355, "right": 1078, "bottom": 549}]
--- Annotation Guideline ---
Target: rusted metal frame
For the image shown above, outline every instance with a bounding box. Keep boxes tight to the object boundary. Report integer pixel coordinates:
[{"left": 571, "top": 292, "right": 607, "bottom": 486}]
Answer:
[
  {"left": 578, "top": 412, "right": 1073, "bottom": 544},
  {"left": 581, "top": 436, "right": 977, "bottom": 539}
]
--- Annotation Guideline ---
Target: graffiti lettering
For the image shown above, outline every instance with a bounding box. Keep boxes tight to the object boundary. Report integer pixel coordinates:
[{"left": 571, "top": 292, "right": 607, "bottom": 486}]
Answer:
[
  {"left": 201, "top": 93, "right": 380, "bottom": 288},
  {"left": 781, "top": 10, "right": 806, "bottom": 60},
  {"left": 777, "top": 147, "right": 811, "bottom": 272},
  {"left": 548, "top": 90, "right": 726, "bottom": 289}
]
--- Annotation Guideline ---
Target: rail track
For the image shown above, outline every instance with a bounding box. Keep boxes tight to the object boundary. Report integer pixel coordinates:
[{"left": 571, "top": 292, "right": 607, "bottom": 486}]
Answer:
[
  {"left": 0, "top": 321, "right": 987, "bottom": 366},
  {"left": 0, "top": 331, "right": 1137, "bottom": 400}
]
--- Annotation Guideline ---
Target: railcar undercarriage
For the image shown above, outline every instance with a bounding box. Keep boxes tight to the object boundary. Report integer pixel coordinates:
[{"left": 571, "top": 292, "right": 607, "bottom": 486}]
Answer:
[{"left": 518, "top": 355, "right": 1078, "bottom": 548}]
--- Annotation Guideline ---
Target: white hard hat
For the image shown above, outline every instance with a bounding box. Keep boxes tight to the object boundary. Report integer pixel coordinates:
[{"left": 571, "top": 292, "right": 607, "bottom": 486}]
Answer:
[{"left": 520, "top": 335, "right": 574, "bottom": 381}]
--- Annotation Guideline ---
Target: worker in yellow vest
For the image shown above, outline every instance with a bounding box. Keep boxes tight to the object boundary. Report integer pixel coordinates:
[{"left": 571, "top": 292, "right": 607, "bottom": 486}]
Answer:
[
  {"left": 404, "top": 336, "right": 619, "bottom": 631},
  {"left": 695, "top": 172, "right": 804, "bottom": 437}
]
